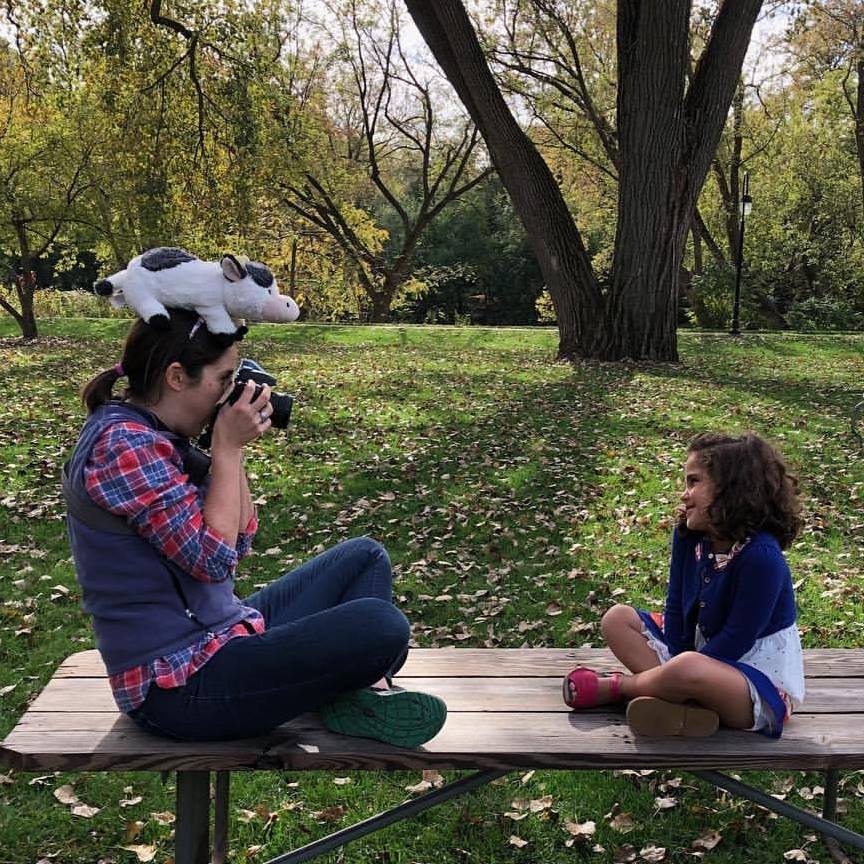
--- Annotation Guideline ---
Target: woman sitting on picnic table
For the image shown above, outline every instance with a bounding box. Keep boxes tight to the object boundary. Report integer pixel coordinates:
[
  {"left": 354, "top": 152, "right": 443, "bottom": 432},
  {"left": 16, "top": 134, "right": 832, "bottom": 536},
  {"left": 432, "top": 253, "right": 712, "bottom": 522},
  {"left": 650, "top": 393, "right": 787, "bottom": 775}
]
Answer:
[
  {"left": 564, "top": 431, "right": 805, "bottom": 738},
  {"left": 63, "top": 308, "right": 445, "bottom": 746}
]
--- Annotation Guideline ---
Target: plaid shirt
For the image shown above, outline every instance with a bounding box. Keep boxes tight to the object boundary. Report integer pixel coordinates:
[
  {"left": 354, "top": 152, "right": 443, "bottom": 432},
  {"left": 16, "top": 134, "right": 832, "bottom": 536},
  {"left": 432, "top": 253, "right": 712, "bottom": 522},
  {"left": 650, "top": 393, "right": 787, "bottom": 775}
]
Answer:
[{"left": 84, "top": 420, "right": 264, "bottom": 712}]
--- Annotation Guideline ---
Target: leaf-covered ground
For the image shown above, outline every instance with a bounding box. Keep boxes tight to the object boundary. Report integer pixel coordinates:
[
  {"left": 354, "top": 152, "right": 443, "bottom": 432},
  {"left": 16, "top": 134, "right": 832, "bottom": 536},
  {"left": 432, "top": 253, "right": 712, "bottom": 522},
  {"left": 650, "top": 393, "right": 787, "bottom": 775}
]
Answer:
[{"left": 0, "top": 320, "right": 862, "bottom": 864}]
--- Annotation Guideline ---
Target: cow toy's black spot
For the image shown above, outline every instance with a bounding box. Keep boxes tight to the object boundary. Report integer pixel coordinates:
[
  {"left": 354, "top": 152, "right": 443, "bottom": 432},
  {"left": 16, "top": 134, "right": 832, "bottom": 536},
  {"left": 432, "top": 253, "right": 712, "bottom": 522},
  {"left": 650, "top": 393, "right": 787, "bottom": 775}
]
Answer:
[
  {"left": 246, "top": 262, "right": 275, "bottom": 288},
  {"left": 141, "top": 247, "right": 198, "bottom": 272}
]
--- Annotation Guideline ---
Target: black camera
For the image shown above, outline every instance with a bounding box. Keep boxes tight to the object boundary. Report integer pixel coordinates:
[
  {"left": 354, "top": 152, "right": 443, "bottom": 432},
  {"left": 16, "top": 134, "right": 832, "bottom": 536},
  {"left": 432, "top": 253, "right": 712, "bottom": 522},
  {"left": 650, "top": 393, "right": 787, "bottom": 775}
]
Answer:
[{"left": 226, "top": 358, "right": 293, "bottom": 429}]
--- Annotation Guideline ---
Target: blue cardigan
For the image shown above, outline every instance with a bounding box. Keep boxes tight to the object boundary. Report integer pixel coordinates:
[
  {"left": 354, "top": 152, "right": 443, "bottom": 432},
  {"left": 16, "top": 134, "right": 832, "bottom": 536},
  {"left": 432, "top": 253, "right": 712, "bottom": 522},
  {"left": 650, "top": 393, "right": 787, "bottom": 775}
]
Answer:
[{"left": 662, "top": 528, "right": 797, "bottom": 662}]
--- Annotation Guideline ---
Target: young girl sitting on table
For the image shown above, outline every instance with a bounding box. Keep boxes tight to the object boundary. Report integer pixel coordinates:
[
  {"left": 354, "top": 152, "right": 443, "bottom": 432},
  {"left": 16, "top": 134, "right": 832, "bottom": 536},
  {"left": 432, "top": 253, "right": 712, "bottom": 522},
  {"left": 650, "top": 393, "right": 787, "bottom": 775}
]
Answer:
[{"left": 563, "top": 432, "right": 805, "bottom": 738}]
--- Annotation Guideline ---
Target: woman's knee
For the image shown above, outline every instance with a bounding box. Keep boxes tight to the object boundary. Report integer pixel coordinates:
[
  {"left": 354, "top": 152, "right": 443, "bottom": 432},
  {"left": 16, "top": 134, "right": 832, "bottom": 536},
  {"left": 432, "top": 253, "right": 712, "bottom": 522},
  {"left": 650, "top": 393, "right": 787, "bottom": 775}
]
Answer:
[
  {"left": 342, "top": 535, "right": 390, "bottom": 565},
  {"left": 356, "top": 598, "right": 410, "bottom": 653},
  {"left": 601, "top": 604, "right": 639, "bottom": 642}
]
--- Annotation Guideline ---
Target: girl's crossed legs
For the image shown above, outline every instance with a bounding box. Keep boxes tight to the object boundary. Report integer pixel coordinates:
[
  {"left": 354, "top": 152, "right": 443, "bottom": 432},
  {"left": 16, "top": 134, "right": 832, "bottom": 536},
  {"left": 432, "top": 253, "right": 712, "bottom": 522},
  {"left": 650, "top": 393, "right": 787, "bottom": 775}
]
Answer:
[{"left": 566, "top": 604, "right": 753, "bottom": 731}]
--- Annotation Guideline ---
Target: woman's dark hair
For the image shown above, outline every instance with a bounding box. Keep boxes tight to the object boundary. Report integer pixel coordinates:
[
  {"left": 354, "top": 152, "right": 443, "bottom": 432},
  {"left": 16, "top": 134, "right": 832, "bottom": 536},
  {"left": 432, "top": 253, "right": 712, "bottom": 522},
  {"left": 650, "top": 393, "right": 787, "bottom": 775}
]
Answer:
[
  {"left": 677, "top": 432, "right": 802, "bottom": 549},
  {"left": 82, "top": 310, "right": 242, "bottom": 412}
]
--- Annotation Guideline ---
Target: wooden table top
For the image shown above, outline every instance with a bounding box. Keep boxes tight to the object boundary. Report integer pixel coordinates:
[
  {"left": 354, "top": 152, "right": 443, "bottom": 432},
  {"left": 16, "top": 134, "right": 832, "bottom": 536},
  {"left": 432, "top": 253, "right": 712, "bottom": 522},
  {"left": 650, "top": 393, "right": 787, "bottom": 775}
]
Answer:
[{"left": 3, "top": 648, "right": 863, "bottom": 773}]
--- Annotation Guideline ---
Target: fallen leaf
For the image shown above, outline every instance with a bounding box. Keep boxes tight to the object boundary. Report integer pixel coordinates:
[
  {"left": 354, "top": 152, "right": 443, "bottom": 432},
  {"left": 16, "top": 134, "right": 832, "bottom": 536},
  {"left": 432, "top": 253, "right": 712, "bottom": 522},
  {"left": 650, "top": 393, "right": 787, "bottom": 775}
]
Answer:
[
  {"left": 505, "top": 810, "right": 528, "bottom": 821},
  {"left": 150, "top": 811, "right": 175, "bottom": 825},
  {"left": 314, "top": 805, "right": 346, "bottom": 823},
  {"left": 529, "top": 794, "right": 553, "bottom": 812},
  {"left": 509, "top": 835, "right": 529, "bottom": 848},
  {"left": 53, "top": 785, "right": 78, "bottom": 805},
  {"left": 609, "top": 812, "right": 635, "bottom": 833},
  {"left": 563, "top": 818, "right": 596, "bottom": 846},
  {"left": 0, "top": 684, "right": 16, "bottom": 697},
  {"left": 122, "top": 845, "right": 156, "bottom": 863},
  {"left": 692, "top": 830, "right": 722, "bottom": 851},
  {"left": 613, "top": 844, "right": 637, "bottom": 863},
  {"left": 640, "top": 845, "right": 667, "bottom": 862},
  {"left": 333, "top": 777, "right": 351, "bottom": 785},
  {"left": 125, "top": 820, "right": 146, "bottom": 841},
  {"left": 654, "top": 796, "right": 677, "bottom": 810},
  {"left": 564, "top": 819, "right": 596, "bottom": 837},
  {"left": 120, "top": 795, "right": 143, "bottom": 807},
  {"left": 783, "top": 852, "right": 807, "bottom": 862},
  {"left": 520, "top": 770, "right": 535, "bottom": 784},
  {"left": 71, "top": 802, "right": 100, "bottom": 818}
]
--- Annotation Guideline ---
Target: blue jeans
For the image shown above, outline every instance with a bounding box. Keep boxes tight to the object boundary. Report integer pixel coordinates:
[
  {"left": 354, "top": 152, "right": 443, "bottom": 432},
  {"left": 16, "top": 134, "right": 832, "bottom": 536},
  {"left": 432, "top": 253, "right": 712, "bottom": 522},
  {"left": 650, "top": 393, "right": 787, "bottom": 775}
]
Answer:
[{"left": 129, "top": 537, "right": 410, "bottom": 741}]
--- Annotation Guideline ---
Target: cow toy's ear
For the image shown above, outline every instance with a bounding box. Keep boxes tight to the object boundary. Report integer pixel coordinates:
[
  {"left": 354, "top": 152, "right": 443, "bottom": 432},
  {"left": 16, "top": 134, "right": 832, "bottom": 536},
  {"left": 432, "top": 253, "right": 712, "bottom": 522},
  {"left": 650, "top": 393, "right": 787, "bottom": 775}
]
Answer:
[{"left": 221, "top": 254, "right": 247, "bottom": 282}]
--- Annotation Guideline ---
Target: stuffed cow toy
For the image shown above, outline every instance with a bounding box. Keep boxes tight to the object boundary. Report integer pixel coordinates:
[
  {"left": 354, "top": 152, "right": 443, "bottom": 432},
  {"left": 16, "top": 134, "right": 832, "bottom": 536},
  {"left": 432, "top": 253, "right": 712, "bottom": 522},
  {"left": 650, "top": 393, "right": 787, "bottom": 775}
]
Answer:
[{"left": 94, "top": 247, "right": 300, "bottom": 338}]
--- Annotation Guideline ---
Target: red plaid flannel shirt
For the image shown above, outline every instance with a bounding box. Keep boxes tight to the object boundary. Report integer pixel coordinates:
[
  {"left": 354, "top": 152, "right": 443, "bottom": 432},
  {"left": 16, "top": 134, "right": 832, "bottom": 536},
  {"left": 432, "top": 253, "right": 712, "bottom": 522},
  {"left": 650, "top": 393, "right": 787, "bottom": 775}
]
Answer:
[{"left": 84, "top": 420, "right": 264, "bottom": 712}]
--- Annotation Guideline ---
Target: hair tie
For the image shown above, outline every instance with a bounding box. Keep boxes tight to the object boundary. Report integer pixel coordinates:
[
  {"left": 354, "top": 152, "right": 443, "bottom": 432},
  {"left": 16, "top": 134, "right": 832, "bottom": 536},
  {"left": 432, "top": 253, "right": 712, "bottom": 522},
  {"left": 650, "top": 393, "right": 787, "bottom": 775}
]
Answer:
[{"left": 113, "top": 362, "right": 125, "bottom": 377}]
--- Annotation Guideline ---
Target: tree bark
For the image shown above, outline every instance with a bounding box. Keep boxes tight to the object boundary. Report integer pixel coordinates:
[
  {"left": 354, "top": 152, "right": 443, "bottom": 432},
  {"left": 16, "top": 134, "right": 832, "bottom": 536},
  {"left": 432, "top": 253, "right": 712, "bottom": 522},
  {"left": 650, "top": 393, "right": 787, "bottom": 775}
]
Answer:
[
  {"left": 404, "top": 0, "right": 605, "bottom": 359},
  {"left": 13, "top": 218, "right": 38, "bottom": 339},
  {"left": 856, "top": 57, "right": 864, "bottom": 223}
]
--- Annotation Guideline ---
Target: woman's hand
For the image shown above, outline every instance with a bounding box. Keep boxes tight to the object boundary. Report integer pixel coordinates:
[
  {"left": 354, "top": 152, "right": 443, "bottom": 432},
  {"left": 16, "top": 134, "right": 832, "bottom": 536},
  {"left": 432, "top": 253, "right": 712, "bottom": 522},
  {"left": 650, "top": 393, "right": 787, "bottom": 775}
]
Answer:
[
  {"left": 210, "top": 381, "right": 272, "bottom": 453},
  {"left": 205, "top": 381, "right": 271, "bottom": 545}
]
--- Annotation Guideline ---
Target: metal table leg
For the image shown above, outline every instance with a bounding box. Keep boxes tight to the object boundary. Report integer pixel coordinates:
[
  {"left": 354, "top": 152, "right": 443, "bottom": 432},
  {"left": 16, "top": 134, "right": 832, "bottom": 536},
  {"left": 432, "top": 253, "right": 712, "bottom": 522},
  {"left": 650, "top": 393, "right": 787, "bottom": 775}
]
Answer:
[
  {"left": 175, "top": 771, "right": 211, "bottom": 864},
  {"left": 693, "top": 770, "right": 864, "bottom": 851},
  {"left": 214, "top": 771, "right": 231, "bottom": 864}
]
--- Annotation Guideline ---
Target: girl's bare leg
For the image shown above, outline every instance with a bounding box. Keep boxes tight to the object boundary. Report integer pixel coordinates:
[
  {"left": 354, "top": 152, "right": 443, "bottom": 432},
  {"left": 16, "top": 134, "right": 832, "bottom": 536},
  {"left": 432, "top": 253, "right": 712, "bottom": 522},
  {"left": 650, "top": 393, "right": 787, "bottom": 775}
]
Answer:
[
  {"left": 601, "top": 604, "right": 662, "bottom": 673},
  {"left": 619, "top": 651, "right": 754, "bottom": 729}
]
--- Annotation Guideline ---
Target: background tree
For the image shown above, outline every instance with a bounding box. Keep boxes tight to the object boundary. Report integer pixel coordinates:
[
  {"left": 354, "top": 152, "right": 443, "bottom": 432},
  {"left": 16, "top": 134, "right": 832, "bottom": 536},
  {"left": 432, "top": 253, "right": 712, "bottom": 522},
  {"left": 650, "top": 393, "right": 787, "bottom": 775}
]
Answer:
[
  {"left": 405, "top": 0, "right": 765, "bottom": 360},
  {"left": 281, "top": 0, "right": 492, "bottom": 321}
]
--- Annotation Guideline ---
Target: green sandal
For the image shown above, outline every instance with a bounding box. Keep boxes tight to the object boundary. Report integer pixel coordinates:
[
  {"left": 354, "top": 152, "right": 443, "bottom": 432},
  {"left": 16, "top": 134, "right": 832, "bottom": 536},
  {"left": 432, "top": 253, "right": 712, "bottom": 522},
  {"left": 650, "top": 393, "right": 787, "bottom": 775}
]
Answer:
[{"left": 318, "top": 685, "right": 447, "bottom": 749}]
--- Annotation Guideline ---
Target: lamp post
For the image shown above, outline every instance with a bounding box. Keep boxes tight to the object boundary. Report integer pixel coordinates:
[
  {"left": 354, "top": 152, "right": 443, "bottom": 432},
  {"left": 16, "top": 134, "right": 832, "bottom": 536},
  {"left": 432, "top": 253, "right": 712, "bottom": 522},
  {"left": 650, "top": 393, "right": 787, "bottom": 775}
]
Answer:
[{"left": 730, "top": 170, "right": 752, "bottom": 336}]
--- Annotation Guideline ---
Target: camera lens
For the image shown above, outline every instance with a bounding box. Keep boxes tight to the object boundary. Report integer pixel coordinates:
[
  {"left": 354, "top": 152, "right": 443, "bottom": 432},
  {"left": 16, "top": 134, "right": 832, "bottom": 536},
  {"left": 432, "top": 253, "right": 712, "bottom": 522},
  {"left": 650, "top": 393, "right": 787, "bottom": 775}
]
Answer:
[{"left": 269, "top": 393, "right": 293, "bottom": 429}]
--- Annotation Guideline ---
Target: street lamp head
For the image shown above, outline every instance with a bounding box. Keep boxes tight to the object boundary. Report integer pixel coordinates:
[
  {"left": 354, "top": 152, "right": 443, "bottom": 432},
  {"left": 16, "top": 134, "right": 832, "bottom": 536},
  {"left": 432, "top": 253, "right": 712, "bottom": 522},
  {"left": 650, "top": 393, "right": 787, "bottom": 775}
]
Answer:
[{"left": 741, "top": 194, "right": 753, "bottom": 217}]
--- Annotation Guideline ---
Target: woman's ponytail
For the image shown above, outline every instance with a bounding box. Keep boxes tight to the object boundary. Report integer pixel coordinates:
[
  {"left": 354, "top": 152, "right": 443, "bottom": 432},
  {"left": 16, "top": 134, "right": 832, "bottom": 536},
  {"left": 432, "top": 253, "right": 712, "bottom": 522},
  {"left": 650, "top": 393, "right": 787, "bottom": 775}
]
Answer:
[{"left": 81, "top": 366, "right": 125, "bottom": 414}]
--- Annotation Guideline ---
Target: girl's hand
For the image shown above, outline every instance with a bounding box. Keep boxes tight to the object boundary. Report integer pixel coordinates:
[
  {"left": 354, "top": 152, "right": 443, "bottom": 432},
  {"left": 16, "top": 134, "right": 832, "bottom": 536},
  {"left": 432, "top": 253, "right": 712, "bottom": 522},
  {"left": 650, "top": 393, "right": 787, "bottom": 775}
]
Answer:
[{"left": 211, "top": 381, "right": 272, "bottom": 452}]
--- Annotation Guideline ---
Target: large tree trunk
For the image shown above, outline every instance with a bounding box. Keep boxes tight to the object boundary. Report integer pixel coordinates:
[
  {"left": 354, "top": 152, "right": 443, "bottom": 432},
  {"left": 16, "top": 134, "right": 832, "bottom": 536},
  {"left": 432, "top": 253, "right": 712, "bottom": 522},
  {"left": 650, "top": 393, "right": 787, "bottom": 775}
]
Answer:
[
  {"left": 406, "top": 0, "right": 762, "bottom": 360},
  {"left": 404, "top": 0, "right": 606, "bottom": 359},
  {"left": 856, "top": 57, "right": 864, "bottom": 223}
]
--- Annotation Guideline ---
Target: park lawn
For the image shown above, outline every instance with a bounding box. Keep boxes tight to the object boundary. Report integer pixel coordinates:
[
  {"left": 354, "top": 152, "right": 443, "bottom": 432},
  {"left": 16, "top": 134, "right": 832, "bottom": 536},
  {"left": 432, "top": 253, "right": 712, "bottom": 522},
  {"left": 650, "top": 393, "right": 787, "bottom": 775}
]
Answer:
[{"left": 0, "top": 319, "right": 862, "bottom": 864}]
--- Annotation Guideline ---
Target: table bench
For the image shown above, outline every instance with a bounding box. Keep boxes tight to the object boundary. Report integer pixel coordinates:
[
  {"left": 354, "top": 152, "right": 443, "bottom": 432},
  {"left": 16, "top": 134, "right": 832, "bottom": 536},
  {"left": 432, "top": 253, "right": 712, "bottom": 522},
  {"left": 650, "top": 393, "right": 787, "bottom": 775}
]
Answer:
[{"left": 3, "top": 647, "right": 864, "bottom": 864}]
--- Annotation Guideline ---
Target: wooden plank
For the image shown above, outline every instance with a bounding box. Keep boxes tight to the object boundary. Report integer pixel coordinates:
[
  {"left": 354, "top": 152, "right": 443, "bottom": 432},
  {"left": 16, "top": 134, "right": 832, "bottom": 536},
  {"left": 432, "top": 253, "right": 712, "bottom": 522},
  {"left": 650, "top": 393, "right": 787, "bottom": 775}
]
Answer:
[
  {"left": 53, "top": 648, "right": 864, "bottom": 679},
  {"left": 3, "top": 713, "right": 862, "bottom": 773},
  {"left": 27, "top": 674, "right": 864, "bottom": 716}
]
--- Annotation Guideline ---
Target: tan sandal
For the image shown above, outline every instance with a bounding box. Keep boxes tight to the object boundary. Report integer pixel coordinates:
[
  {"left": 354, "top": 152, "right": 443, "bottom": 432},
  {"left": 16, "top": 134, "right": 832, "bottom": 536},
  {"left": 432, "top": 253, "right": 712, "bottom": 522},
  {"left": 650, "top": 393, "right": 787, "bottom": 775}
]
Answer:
[{"left": 626, "top": 696, "right": 719, "bottom": 737}]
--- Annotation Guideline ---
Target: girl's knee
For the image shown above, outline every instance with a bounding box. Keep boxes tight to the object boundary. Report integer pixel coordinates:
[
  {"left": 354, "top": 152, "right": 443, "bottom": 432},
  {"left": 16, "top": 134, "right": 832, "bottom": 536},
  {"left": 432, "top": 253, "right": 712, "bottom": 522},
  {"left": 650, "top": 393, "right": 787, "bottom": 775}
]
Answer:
[
  {"left": 601, "top": 604, "right": 638, "bottom": 640},
  {"left": 663, "top": 651, "right": 707, "bottom": 688}
]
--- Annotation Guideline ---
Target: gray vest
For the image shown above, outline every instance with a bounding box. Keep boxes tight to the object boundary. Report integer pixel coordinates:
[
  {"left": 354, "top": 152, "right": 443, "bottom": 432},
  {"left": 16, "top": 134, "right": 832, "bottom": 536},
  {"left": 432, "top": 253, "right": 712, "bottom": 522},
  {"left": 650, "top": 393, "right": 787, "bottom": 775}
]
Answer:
[{"left": 64, "top": 402, "right": 249, "bottom": 676}]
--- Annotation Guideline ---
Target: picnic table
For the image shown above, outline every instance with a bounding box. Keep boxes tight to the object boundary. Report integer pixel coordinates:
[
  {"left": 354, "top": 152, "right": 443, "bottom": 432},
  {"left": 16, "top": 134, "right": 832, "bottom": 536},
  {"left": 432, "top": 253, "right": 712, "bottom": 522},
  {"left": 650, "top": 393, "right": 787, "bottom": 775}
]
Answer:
[{"left": 3, "top": 647, "right": 863, "bottom": 864}]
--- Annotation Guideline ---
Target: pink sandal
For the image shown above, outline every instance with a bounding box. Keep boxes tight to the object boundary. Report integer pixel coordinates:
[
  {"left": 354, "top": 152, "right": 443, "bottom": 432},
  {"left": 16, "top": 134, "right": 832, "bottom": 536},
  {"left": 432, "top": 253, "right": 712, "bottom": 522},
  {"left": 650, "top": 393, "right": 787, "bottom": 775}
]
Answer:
[{"left": 562, "top": 667, "right": 623, "bottom": 709}]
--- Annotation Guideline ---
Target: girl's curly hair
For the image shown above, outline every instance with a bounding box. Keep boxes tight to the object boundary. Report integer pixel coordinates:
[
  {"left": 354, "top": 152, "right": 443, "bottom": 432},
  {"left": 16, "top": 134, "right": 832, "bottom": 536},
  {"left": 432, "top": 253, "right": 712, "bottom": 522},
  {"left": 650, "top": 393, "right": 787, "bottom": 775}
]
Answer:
[{"left": 677, "top": 432, "right": 802, "bottom": 549}]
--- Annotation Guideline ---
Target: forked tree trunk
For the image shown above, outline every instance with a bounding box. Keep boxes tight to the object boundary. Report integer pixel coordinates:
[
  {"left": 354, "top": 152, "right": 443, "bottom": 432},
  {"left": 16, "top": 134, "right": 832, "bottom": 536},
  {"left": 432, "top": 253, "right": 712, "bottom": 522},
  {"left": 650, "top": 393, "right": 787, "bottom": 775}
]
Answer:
[{"left": 406, "top": 0, "right": 763, "bottom": 361}]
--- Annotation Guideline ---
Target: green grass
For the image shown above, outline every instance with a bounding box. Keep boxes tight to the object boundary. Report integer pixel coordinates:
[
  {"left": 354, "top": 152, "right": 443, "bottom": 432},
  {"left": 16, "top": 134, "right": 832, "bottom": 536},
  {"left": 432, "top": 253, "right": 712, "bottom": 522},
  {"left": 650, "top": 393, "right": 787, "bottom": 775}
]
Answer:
[{"left": 1, "top": 319, "right": 863, "bottom": 863}]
